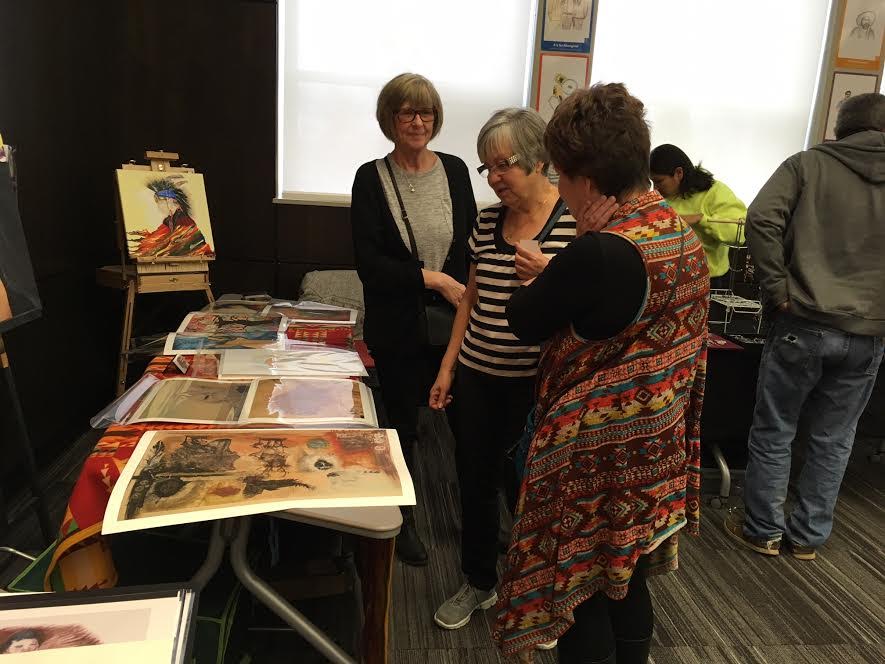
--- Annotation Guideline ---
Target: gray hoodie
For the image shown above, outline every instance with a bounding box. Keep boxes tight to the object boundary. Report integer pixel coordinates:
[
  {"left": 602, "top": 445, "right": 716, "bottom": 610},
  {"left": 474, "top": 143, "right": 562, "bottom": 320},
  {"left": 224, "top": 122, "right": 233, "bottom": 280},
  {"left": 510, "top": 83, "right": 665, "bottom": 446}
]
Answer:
[{"left": 747, "top": 130, "right": 885, "bottom": 336}]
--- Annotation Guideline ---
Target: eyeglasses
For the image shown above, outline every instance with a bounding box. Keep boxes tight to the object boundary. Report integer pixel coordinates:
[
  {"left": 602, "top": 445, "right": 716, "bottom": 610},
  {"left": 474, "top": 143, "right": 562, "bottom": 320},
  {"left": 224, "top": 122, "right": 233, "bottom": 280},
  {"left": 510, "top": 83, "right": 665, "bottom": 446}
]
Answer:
[
  {"left": 477, "top": 154, "right": 520, "bottom": 178},
  {"left": 395, "top": 108, "right": 436, "bottom": 124}
]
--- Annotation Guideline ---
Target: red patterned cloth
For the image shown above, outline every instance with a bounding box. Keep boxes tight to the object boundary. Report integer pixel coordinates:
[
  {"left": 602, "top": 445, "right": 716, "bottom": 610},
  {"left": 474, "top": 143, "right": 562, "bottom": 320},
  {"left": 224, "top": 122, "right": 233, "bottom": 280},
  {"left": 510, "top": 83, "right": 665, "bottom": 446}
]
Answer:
[
  {"left": 286, "top": 323, "right": 354, "bottom": 349},
  {"left": 494, "top": 193, "right": 710, "bottom": 655}
]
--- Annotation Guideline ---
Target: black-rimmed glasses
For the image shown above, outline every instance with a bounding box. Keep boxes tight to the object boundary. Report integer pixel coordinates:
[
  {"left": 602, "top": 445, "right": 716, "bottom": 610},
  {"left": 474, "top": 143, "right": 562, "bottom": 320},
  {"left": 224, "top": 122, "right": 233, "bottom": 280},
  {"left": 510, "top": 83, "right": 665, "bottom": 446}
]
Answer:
[
  {"left": 477, "top": 154, "right": 520, "bottom": 178},
  {"left": 395, "top": 108, "right": 436, "bottom": 124}
]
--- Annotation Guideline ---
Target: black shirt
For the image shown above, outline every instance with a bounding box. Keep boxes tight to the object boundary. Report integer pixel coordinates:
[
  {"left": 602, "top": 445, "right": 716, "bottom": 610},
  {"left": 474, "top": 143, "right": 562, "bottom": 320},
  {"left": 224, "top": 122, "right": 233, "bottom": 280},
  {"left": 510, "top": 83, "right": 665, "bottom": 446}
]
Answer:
[{"left": 506, "top": 232, "right": 647, "bottom": 344}]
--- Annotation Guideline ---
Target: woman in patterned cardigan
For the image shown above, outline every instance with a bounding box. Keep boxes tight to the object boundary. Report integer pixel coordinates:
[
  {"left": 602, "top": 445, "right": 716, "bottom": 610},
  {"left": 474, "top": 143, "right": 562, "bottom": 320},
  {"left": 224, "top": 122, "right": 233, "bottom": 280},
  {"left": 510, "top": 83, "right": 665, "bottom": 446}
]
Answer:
[{"left": 496, "top": 83, "right": 710, "bottom": 663}]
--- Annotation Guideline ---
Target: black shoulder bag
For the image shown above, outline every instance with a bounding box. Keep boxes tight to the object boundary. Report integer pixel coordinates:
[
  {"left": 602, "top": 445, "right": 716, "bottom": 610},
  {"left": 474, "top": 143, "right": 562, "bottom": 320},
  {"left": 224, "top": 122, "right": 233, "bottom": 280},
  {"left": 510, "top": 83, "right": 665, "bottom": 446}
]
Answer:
[{"left": 384, "top": 156, "right": 455, "bottom": 347}]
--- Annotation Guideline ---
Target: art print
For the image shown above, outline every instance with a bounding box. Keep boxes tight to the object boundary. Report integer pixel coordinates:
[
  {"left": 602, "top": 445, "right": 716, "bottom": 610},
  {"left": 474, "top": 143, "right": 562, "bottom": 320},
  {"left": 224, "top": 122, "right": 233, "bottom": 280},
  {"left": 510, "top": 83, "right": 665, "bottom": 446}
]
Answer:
[
  {"left": 163, "top": 331, "right": 283, "bottom": 354},
  {"left": 127, "top": 378, "right": 251, "bottom": 424},
  {"left": 175, "top": 312, "right": 285, "bottom": 336},
  {"left": 542, "top": 0, "right": 593, "bottom": 52},
  {"left": 242, "top": 378, "right": 377, "bottom": 426},
  {"left": 824, "top": 72, "right": 880, "bottom": 140},
  {"left": 536, "top": 53, "right": 590, "bottom": 123},
  {"left": 203, "top": 300, "right": 271, "bottom": 314},
  {"left": 271, "top": 304, "right": 356, "bottom": 325},
  {"left": 219, "top": 348, "right": 368, "bottom": 378},
  {"left": 836, "top": 0, "right": 885, "bottom": 68},
  {"left": 116, "top": 170, "right": 215, "bottom": 260},
  {"left": 103, "top": 428, "right": 414, "bottom": 534}
]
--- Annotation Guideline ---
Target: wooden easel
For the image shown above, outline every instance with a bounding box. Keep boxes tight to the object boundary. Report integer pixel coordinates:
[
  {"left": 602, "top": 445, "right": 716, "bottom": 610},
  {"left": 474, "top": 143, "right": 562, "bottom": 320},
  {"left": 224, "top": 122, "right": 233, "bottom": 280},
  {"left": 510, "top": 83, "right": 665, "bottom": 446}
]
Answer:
[{"left": 96, "top": 151, "right": 215, "bottom": 396}]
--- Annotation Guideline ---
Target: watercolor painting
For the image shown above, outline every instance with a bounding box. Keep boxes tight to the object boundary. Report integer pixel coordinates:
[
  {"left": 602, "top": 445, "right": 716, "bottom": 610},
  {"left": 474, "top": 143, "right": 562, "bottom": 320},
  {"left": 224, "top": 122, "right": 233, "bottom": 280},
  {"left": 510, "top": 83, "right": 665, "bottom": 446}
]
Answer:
[
  {"left": 243, "top": 377, "right": 377, "bottom": 426},
  {"left": 116, "top": 170, "right": 215, "bottom": 260},
  {"left": 103, "top": 428, "right": 414, "bottom": 534},
  {"left": 271, "top": 305, "right": 356, "bottom": 325}
]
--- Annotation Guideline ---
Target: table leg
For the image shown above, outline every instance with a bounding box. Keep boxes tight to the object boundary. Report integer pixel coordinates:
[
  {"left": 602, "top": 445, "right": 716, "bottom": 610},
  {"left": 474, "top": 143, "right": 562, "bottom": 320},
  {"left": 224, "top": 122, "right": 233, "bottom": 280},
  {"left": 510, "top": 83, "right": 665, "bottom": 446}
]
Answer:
[
  {"left": 229, "top": 517, "right": 356, "bottom": 664},
  {"left": 356, "top": 536, "right": 394, "bottom": 664},
  {"left": 190, "top": 520, "right": 231, "bottom": 591}
]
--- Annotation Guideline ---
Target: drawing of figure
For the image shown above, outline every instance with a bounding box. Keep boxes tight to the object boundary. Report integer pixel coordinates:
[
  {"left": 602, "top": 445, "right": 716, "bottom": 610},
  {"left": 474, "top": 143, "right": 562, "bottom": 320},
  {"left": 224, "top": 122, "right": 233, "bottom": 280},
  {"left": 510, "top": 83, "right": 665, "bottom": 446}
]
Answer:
[
  {"left": 837, "top": 90, "right": 852, "bottom": 111},
  {"left": 1, "top": 629, "right": 42, "bottom": 653},
  {"left": 128, "top": 175, "right": 214, "bottom": 258},
  {"left": 547, "top": 0, "right": 591, "bottom": 31},
  {"left": 850, "top": 11, "right": 877, "bottom": 40},
  {"left": 548, "top": 73, "right": 579, "bottom": 112}
]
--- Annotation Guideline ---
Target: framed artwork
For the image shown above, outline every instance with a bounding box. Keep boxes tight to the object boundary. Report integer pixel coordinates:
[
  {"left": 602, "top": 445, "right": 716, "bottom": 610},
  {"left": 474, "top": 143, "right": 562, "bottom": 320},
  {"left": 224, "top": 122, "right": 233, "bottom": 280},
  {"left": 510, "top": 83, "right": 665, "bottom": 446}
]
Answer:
[
  {"left": 102, "top": 428, "right": 415, "bottom": 534},
  {"left": 116, "top": 170, "right": 215, "bottom": 260},
  {"left": 541, "top": 0, "right": 594, "bottom": 53},
  {"left": 835, "top": 0, "right": 885, "bottom": 69},
  {"left": 824, "top": 71, "right": 880, "bottom": 140},
  {"left": 0, "top": 154, "right": 41, "bottom": 334},
  {"left": 536, "top": 53, "right": 590, "bottom": 122},
  {"left": 0, "top": 586, "right": 196, "bottom": 663}
]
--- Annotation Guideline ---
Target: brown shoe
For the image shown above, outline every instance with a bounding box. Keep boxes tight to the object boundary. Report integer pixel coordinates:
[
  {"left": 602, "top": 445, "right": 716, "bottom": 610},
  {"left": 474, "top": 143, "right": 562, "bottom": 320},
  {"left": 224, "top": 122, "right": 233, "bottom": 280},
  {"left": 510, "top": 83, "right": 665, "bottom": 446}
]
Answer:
[
  {"left": 784, "top": 540, "right": 816, "bottom": 561},
  {"left": 724, "top": 512, "right": 780, "bottom": 556}
]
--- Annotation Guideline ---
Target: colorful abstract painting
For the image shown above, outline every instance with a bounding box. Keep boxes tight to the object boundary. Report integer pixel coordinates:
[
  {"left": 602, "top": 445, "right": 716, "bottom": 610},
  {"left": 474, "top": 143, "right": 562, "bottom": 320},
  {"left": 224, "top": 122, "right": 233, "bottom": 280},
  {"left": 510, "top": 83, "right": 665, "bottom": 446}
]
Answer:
[
  {"left": 116, "top": 170, "right": 215, "bottom": 260},
  {"left": 103, "top": 429, "right": 414, "bottom": 533}
]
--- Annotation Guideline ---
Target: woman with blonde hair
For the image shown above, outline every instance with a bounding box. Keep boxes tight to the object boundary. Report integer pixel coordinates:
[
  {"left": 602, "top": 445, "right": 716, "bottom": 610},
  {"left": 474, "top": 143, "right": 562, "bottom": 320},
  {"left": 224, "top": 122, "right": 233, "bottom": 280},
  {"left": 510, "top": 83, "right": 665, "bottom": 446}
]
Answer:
[{"left": 351, "top": 73, "right": 477, "bottom": 565}]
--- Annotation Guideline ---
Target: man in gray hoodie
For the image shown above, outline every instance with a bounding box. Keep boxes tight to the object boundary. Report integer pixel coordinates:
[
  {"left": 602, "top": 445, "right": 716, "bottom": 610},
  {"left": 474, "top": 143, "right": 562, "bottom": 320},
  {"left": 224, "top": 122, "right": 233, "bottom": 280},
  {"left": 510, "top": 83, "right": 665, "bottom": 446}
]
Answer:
[{"left": 726, "top": 92, "right": 885, "bottom": 561}]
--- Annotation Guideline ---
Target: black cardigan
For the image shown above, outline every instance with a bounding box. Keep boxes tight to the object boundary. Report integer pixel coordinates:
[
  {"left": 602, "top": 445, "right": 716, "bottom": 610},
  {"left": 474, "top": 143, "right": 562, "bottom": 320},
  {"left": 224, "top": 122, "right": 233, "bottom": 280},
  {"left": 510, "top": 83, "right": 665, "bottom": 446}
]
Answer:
[{"left": 350, "top": 152, "right": 477, "bottom": 352}]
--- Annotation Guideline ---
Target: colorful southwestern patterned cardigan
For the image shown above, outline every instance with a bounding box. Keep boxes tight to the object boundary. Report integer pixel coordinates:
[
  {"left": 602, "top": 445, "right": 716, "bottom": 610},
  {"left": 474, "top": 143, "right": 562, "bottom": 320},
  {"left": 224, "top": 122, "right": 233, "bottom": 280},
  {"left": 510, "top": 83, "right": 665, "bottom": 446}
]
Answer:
[{"left": 494, "top": 192, "right": 709, "bottom": 655}]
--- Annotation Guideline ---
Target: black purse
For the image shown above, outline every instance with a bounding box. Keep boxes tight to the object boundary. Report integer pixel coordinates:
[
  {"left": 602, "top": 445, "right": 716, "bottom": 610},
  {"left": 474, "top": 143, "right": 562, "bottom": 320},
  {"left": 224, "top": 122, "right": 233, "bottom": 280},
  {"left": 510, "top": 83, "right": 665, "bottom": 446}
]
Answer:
[{"left": 384, "top": 157, "right": 456, "bottom": 347}]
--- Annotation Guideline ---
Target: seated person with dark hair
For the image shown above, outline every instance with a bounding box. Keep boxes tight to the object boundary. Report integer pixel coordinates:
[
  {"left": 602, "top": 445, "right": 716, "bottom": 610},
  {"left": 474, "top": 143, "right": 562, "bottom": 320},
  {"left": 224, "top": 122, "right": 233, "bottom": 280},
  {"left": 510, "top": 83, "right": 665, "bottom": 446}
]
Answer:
[{"left": 650, "top": 144, "right": 747, "bottom": 288}]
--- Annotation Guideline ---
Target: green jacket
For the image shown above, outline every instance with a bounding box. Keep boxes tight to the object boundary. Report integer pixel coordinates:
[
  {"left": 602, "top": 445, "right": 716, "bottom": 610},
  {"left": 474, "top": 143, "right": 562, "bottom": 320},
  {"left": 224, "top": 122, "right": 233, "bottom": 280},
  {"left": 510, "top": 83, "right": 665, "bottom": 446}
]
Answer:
[{"left": 666, "top": 181, "right": 747, "bottom": 277}]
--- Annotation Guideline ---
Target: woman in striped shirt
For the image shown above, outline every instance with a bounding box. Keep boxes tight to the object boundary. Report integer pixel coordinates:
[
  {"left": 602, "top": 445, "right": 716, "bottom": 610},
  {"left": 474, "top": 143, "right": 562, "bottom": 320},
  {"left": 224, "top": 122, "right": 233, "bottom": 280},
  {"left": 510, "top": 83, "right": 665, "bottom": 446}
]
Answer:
[{"left": 429, "top": 108, "right": 576, "bottom": 630}]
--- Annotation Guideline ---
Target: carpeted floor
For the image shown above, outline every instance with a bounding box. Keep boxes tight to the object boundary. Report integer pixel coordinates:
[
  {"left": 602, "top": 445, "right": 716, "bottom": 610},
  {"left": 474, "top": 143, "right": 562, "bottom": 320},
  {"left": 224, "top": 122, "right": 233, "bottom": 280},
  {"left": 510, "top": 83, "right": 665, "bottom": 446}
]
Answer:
[{"left": 391, "top": 409, "right": 885, "bottom": 664}]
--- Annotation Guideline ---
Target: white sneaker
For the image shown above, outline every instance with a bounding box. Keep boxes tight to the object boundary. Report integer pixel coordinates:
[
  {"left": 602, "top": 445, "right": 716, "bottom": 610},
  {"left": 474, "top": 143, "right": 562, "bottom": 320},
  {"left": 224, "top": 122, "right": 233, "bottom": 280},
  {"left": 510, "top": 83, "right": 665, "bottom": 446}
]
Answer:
[{"left": 433, "top": 583, "right": 498, "bottom": 630}]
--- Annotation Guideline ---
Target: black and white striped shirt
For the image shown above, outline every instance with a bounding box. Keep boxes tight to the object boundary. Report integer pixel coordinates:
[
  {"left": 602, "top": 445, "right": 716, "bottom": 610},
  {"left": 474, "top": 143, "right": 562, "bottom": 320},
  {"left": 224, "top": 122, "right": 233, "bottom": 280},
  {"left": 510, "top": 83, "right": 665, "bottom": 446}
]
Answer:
[{"left": 458, "top": 202, "right": 576, "bottom": 377}]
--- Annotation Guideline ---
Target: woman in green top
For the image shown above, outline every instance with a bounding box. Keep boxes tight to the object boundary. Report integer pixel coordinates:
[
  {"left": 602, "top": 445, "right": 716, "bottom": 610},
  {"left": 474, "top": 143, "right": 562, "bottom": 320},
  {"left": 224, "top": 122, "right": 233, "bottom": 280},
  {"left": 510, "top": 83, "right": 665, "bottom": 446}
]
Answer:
[{"left": 650, "top": 144, "right": 747, "bottom": 287}]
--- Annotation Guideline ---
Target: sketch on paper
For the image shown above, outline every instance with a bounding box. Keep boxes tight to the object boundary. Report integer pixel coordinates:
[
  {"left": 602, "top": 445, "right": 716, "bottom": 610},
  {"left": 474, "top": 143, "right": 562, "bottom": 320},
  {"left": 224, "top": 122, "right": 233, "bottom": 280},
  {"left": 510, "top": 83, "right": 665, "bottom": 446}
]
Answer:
[
  {"left": 219, "top": 348, "right": 368, "bottom": 379},
  {"left": 116, "top": 170, "right": 215, "bottom": 260},
  {"left": 103, "top": 429, "right": 415, "bottom": 533},
  {"left": 243, "top": 378, "right": 377, "bottom": 426},
  {"left": 0, "top": 610, "right": 151, "bottom": 654},
  {"left": 536, "top": 54, "right": 590, "bottom": 122},
  {"left": 837, "top": 0, "right": 885, "bottom": 64},
  {"left": 542, "top": 0, "right": 593, "bottom": 52},
  {"left": 163, "top": 331, "right": 283, "bottom": 354},
  {"left": 127, "top": 378, "right": 251, "bottom": 424},
  {"left": 824, "top": 72, "right": 879, "bottom": 140},
  {"left": 176, "top": 312, "right": 284, "bottom": 336}
]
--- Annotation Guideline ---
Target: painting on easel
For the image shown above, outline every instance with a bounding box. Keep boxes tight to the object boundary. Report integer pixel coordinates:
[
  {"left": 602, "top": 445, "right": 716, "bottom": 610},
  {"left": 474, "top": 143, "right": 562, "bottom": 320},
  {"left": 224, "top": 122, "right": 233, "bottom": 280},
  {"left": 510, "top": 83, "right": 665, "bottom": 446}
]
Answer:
[{"left": 116, "top": 171, "right": 215, "bottom": 260}]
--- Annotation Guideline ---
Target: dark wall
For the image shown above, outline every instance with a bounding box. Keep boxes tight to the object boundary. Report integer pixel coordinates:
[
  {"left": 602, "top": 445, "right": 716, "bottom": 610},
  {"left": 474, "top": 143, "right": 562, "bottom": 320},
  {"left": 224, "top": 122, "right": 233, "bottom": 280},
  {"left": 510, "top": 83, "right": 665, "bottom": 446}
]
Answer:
[{"left": 0, "top": 1, "right": 356, "bottom": 485}]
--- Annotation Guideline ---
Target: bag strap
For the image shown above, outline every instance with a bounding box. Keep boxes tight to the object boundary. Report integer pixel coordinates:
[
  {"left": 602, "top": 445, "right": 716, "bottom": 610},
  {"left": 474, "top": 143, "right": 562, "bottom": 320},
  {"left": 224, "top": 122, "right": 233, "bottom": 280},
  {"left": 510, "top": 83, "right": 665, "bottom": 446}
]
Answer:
[
  {"left": 383, "top": 157, "right": 420, "bottom": 260},
  {"left": 534, "top": 217, "right": 688, "bottom": 422},
  {"left": 536, "top": 199, "right": 567, "bottom": 244}
]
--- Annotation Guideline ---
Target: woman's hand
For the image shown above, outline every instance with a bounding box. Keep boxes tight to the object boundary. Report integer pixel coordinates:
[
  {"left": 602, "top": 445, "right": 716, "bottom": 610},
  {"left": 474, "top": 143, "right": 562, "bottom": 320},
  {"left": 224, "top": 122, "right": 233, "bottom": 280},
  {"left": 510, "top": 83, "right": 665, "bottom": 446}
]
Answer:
[
  {"left": 429, "top": 366, "right": 455, "bottom": 410},
  {"left": 424, "top": 270, "right": 466, "bottom": 307},
  {"left": 577, "top": 194, "right": 618, "bottom": 236},
  {"left": 514, "top": 245, "right": 550, "bottom": 280}
]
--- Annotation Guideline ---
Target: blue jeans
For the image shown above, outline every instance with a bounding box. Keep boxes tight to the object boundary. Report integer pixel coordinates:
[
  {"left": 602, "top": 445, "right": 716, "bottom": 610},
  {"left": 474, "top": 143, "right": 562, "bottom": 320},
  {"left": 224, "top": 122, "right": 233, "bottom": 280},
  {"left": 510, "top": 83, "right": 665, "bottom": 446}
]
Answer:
[{"left": 743, "top": 313, "right": 884, "bottom": 547}]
